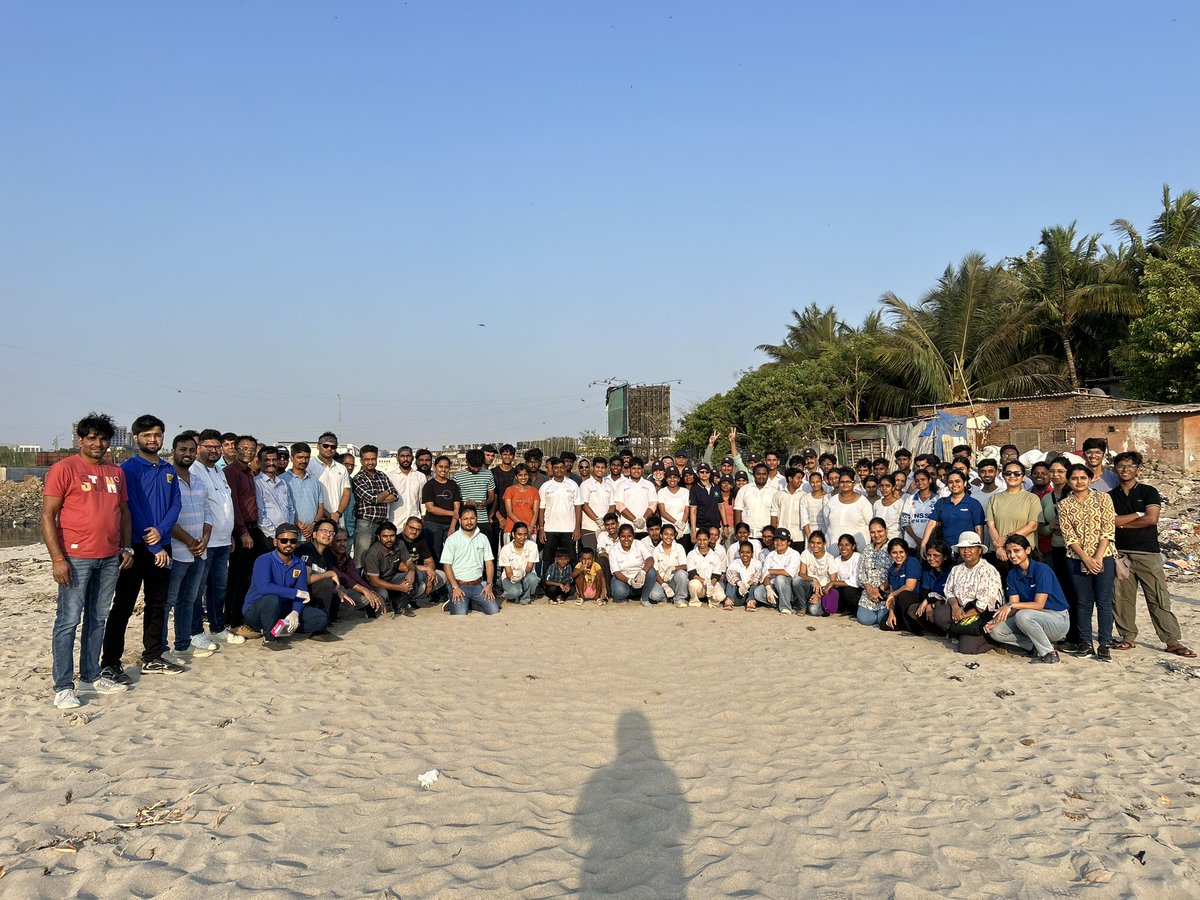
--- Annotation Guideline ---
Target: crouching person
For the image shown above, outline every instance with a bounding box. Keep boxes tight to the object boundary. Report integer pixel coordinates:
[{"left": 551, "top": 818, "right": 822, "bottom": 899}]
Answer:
[
  {"left": 985, "top": 534, "right": 1071, "bottom": 664},
  {"left": 243, "top": 524, "right": 331, "bottom": 649},
  {"left": 762, "top": 528, "right": 806, "bottom": 615},
  {"left": 686, "top": 529, "right": 726, "bottom": 607},
  {"left": 498, "top": 522, "right": 540, "bottom": 604},
  {"left": 441, "top": 506, "right": 499, "bottom": 615},
  {"left": 650, "top": 524, "right": 689, "bottom": 607}
]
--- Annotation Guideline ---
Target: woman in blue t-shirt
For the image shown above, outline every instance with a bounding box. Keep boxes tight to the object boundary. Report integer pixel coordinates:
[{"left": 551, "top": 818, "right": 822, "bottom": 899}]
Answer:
[
  {"left": 903, "top": 541, "right": 951, "bottom": 635},
  {"left": 985, "top": 534, "right": 1070, "bottom": 663},
  {"left": 921, "top": 471, "right": 985, "bottom": 559},
  {"left": 882, "top": 539, "right": 922, "bottom": 631}
]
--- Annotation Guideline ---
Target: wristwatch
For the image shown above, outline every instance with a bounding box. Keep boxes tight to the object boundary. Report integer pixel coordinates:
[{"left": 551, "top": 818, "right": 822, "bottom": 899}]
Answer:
[{"left": 121, "top": 547, "right": 134, "bottom": 556}]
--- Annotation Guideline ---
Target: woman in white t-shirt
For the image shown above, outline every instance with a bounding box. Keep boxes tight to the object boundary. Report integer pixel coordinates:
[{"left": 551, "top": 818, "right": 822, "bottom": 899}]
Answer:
[
  {"left": 724, "top": 540, "right": 766, "bottom": 611},
  {"left": 498, "top": 523, "right": 541, "bottom": 605},
  {"left": 798, "top": 530, "right": 834, "bottom": 616},
  {"left": 656, "top": 470, "right": 692, "bottom": 548},
  {"left": 826, "top": 533, "right": 862, "bottom": 615},
  {"left": 873, "top": 473, "right": 904, "bottom": 540},
  {"left": 800, "top": 471, "right": 828, "bottom": 540}
]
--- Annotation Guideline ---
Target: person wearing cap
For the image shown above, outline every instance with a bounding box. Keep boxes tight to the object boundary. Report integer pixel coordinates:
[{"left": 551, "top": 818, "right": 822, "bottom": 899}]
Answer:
[
  {"left": 607, "top": 524, "right": 657, "bottom": 605},
  {"left": 657, "top": 467, "right": 692, "bottom": 550},
  {"left": 242, "top": 523, "right": 330, "bottom": 650},
  {"left": 762, "top": 528, "right": 806, "bottom": 615},
  {"left": 673, "top": 450, "right": 691, "bottom": 471},
  {"left": 985, "top": 534, "right": 1071, "bottom": 663},
  {"left": 734, "top": 464, "right": 779, "bottom": 540},
  {"left": 936, "top": 531, "right": 1004, "bottom": 651},
  {"left": 689, "top": 463, "right": 721, "bottom": 538},
  {"left": 649, "top": 461, "right": 667, "bottom": 490},
  {"left": 799, "top": 449, "right": 820, "bottom": 492}
]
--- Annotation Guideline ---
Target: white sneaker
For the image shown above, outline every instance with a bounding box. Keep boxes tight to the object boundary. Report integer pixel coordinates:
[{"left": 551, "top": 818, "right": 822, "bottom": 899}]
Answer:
[
  {"left": 87, "top": 676, "right": 128, "bottom": 695},
  {"left": 211, "top": 628, "right": 246, "bottom": 645},
  {"left": 674, "top": 599, "right": 687, "bottom": 608},
  {"left": 54, "top": 689, "right": 81, "bottom": 709},
  {"left": 190, "top": 634, "right": 219, "bottom": 657}
]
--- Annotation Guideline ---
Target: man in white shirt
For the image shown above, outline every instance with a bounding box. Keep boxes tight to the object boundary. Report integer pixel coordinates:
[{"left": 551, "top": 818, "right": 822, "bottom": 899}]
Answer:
[
  {"left": 734, "top": 464, "right": 779, "bottom": 539},
  {"left": 538, "top": 457, "right": 580, "bottom": 567},
  {"left": 607, "top": 524, "right": 657, "bottom": 606},
  {"left": 615, "top": 457, "right": 658, "bottom": 537},
  {"left": 762, "top": 529, "right": 807, "bottom": 614},
  {"left": 576, "top": 458, "right": 616, "bottom": 556},
  {"left": 773, "top": 467, "right": 806, "bottom": 543},
  {"left": 686, "top": 529, "right": 726, "bottom": 607},
  {"left": 190, "top": 429, "right": 245, "bottom": 645},
  {"left": 388, "top": 446, "right": 428, "bottom": 531},
  {"left": 312, "top": 431, "right": 351, "bottom": 527}
]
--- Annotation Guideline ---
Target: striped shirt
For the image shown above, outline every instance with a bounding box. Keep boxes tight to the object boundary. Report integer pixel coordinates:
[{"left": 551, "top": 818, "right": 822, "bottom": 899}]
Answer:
[
  {"left": 453, "top": 468, "right": 496, "bottom": 517},
  {"left": 171, "top": 472, "right": 212, "bottom": 563},
  {"left": 255, "top": 473, "right": 296, "bottom": 535}
]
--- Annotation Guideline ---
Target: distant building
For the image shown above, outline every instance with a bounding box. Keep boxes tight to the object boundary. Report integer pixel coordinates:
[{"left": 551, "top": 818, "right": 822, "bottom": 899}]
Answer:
[
  {"left": 1072, "top": 404, "right": 1200, "bottom": 473},
  {"left": 16, "top": 444, "right": 40, "bottom": 453},
  {"left": 71, "top": 421, "right": 129, "bottom": 450}
]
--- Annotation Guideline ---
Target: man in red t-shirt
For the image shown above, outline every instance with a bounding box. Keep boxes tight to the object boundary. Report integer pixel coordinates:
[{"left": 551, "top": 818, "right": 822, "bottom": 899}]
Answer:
[{"left": 41, "top": 413, "right": 133, "bottom": 710}]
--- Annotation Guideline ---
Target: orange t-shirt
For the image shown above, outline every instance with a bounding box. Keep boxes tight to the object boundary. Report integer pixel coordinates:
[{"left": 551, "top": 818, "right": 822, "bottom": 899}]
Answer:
[
  {"left": 45, "top": 454, "right": 128, "bottom": 558},
  {"left": 503, "top": 485, "right": 538, "bottom": 533}
]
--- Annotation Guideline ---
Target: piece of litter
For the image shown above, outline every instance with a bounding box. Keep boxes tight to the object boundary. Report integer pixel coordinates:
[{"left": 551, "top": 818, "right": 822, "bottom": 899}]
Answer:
[
  {"left": 995, "top": 689, "right": 1015, "bottom": 698},
  {"left": 1019, "top": 738, "right": 1036, "bottom": 746},
  {"left": 1081, "top": 868, "right": 1112, "bottom": 883},
  {"left": 1134, "top": 850, "right": 1146, "bottom": 865},
  {"left": 418, "top": 769, "right": 439, "bottom": 789},
  {"left": 964, "top": 662, "right": 980, "bottom": 670},
  {"left": 1159, "top": 794, "right": 1171, "bottom": 806}
]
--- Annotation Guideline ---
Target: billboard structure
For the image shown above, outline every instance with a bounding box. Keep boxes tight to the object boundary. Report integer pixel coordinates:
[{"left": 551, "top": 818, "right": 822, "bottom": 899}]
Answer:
[
  {"left": 628, "top": 384, "right": 672, "bottom": 460},
  {"left": 606, "top": 383, "right": 629, "bottom": 440}
]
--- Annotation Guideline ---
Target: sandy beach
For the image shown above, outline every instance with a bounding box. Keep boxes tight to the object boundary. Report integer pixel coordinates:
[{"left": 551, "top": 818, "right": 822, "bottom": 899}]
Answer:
[{"left": 1, "top": 543, "right": 1198, "bottom": 898}]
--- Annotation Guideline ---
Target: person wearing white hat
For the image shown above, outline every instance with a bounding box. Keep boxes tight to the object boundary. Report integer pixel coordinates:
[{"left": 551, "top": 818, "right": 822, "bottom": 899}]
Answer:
[{"left": 935, "top": 531, "right": 1004, "bottom": 650}]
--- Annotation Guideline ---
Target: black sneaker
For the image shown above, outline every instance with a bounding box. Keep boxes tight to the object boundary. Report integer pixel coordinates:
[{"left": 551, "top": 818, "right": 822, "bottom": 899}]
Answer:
[
  {"left": 402, "top": 606, "right": 416, "bottom": 618},
  {"left": 1096, "top": 644, "right": 1113, "bottom": 662},
  {"left": 101, "top": 664, "right": 134, "bottom": 686},
  {"left": 1030, "top": 651, "right": 1061, "bottom": 664},
  {"left": 1067, "top": 643, "right": 1096, "bottom": 659},
  {"left": 263, "top": 639, "right": 290, "bottom": 651},
  {"left": 141, "top": 656, "right": 184, "bottom": 675}
]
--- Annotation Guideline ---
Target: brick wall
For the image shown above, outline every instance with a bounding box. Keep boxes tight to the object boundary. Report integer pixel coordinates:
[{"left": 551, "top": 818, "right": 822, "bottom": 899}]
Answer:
[{"left": 1074, "top": 413, "right": 1200, "bottom": 472}]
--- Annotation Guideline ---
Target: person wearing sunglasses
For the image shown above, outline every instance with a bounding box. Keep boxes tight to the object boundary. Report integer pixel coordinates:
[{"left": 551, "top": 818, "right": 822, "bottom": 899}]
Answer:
[
  {"left": 984, "top": 460, "right": 1042, "bottom": 577},
  {"left": 242, "top": 524, "right": 331, "bottom": 649},
  {"left": 312, "top": 431, "right": 351, "bottom": 530}
]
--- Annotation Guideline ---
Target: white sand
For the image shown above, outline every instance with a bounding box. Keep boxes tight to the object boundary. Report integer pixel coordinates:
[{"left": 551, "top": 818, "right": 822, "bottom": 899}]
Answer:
[{"left": 1, "top": 543, "right": 1199, "bottom": 897}]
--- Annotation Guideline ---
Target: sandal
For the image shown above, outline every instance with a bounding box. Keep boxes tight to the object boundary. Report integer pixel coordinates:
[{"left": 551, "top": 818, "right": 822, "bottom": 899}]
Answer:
[
  {"left": 575, "top": 597, "right": 584, "bottom": 606},
  {"left": 722, "top": 599, "right": 734, "bottom": 610},
  {"left": 1110, "top": 640, "right": 1135, "bottom": 651},
  {"left": 1166, "top": 644, "right": 1197, "bottom": 658},
  {"left": 746, "top": 600, "right": 757, "bottom": 611}
]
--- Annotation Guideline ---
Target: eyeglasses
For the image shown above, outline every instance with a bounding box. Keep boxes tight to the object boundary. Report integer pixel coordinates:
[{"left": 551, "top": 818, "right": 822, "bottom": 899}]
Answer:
[
  {"left": 1115, "top": 463, "right": 1138, "bottom": 470},
  {"left": 320, "top": 443, "right": 336, "bottom": 449},
  {"left": 277, "top": 537, "right": 298, "bottom": 544},
  {"left": 1003, "top": 471, "right": 1023, "bottom": 477}
]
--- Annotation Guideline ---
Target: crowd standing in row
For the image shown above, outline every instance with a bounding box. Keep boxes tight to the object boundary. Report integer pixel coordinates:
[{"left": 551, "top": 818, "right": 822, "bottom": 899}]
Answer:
[{"left": 43, "top": 415, "right": 1194, "bottom": 710}]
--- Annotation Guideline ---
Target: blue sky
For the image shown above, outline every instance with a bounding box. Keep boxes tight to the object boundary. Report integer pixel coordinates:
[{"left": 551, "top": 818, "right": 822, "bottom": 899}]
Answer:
[{"left": 1, "top": 1, "right": 1195, "bottom": 451}]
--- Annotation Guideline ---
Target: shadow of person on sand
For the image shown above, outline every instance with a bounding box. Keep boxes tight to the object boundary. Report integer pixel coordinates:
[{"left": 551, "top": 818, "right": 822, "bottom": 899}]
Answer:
[{"left": 573, "top": 709, "right": 691, "bottom": 898}]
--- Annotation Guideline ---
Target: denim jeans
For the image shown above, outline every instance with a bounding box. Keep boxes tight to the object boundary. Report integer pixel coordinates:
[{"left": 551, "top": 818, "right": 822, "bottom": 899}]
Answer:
[
  {"left": 447, "top": 582, "right": 500, "bottom": 615},
  {"left": 857, "top": 605, "right": 889, "bottom": 626},
  {"left": 354, "top": 518, "right": 386, "bottom": 562},
  {"left": 244, "top": 595, "right": 329, "bottom": 640},
  {"left": 501, "top": 573, "right": 540, "bottom": 604},
  {"left": 989, "top": 607, "right": 1070, "bottom": 657},
  {"left": 52, "top": 555, "right": 120, "bottom": 690},
  {"left": 769, "top": 574, "right": 808, "bottom": 612},
  {"left": 650, "top": 570, "right": 690, "bottom": 604},
  {"left": 724, "top": 581, "right": 765, "bottom": 607},
  {"left": 163, "top": 557, "right": 207, "bottom": 653},
  {"left": 1069, "top": 556, "right": 1116, "bottom": 646},
  {"left": 196, "top": 544, "right": 230, "bottom": 634},
  {"left": 609, "top": 570, "right": 658, "bottom": 604}
]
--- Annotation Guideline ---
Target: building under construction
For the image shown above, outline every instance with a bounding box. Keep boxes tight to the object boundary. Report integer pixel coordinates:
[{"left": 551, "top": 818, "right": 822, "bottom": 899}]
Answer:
[{"left": 626, "top": 384, "right": 673, "bottom": 461}]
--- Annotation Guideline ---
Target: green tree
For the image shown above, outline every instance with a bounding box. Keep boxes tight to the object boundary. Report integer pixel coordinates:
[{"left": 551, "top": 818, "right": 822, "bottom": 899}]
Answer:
[
  {"left": 755, "top": 302, "right": 847, "bottom": 363},
  {"left": 1115, "top": 247, "right": 1200, "bottom": 402},
  {"left": 877, "top": 253, "right": 1059, "bottom": 406}
]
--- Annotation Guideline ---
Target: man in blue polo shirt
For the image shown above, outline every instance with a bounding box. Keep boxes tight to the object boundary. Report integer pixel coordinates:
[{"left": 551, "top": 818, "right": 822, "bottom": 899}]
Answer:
[
  {"left": 243, "top": 524, "right": 331, "bottom": 649},
  {"left": 101, "top": 414, "right": 183, "bottom": 683}
]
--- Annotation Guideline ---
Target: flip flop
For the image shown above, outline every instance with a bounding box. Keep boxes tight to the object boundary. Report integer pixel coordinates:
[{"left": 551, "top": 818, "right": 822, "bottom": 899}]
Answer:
[
  {"left": 1166, "top": 644, "right": 1197, "bottom": 658},
  {"left": 1110, "top": 640, "right": 1135, "bottom": 651}
]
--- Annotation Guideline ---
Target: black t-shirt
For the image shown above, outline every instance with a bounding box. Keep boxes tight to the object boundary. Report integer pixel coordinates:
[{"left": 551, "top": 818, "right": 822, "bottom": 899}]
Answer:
[
  {"left": 491, "top": 466, "right": 517, "bottom": 516},
  {"left": 421, "top": 479, "right": 462, "bottom": 526},
  {"left": 690, "top": 483, "right": 722, "bottom": 530},
  {"left": 295, "top": 542, "right": 336, "bottom": 574},
  {"left": 397, "top": 534, "right": 433, "bottom": 566},
  {"left": 360, "top": 542, "right": 402, "bottom": 580},
  {"left": 1109, "top": 483, "right": 1162, "bottom": 553}
]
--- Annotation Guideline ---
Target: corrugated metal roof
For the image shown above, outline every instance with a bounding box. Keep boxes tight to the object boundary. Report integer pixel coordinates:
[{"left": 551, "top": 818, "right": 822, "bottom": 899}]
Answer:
[{"left": 1070, "top": 404, "right": 1200, "bottom": 420}]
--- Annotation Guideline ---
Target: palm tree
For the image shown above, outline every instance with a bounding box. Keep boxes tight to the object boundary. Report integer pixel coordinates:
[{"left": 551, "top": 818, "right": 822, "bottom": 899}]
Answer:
[
  {"left": 756, "top": 302, "right": 847, "bottom": 363},
  {"left": 876, "top": 253, "right": 1062, "bottom": 407},
  {"left": 1013, "top": 223, "right": 1141, "bottom": 390}
]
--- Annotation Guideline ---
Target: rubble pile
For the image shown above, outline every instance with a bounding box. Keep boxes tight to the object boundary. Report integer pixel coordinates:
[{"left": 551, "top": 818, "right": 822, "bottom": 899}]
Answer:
[
  {"left": 0, "top": 478, "right": 43, "bottom": 527},
  {"left": 1144, "top": 462, "right": 1200, "bottom": 581}
]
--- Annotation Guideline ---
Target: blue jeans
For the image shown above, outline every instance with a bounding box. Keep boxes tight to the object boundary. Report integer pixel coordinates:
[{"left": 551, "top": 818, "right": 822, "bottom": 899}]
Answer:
[
  {"left": 650, "top": 570, "right": 689, "bottom": 604},
  {"left": 609, "top": 570, "right": 658, "bottom": 604},
  {"left": 724, "top": 581, "right": 766, "bottom": 607},
  {"left": 1069, "top": 556, "right": 1116, "bottom": 646},
  {"left": 769, "top": 574, "right": 808, "bottom": 612},
  {"left": 243, "top": 595, "right": 329, "bottom": 641},
  {"left": 196, "top": 544, "right": 230, "bottom": 634},
  {"left": 447, "top": 582, "right": 500, "bottom": 615},
  {"left": 501, "top": 573, "right": 540, "bottom": 604},
  {"left": 52, "top": 555, "right": 120, "bottom": 691},
  {"left": 857, "top": 605, "right": 889, "bottom": 626},
  {"left": 163, "top": 557, "right": 206, "bottom": 653}
]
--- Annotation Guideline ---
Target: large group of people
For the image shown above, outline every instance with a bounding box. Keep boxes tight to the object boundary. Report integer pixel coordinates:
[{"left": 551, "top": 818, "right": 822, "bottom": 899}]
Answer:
[{"left": 43, "top": 415, "right": 1194, "bottom": 710}]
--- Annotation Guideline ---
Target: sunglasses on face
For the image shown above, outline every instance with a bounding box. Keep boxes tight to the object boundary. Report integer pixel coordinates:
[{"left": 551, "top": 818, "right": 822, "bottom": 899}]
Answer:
[{"left": 277, "top": 537, "right": 298, "bottom": 544}]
